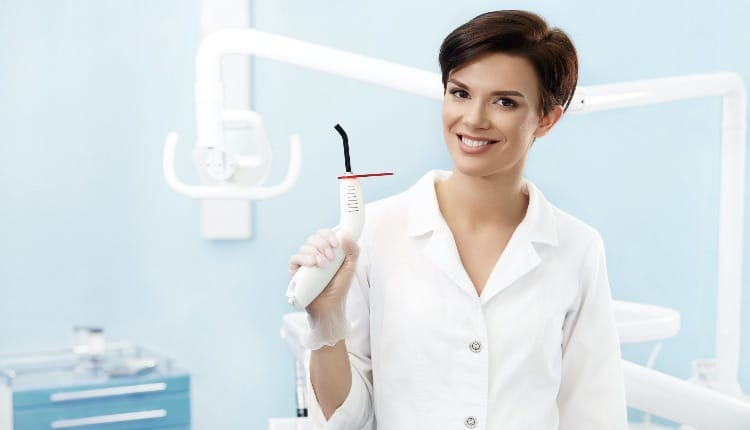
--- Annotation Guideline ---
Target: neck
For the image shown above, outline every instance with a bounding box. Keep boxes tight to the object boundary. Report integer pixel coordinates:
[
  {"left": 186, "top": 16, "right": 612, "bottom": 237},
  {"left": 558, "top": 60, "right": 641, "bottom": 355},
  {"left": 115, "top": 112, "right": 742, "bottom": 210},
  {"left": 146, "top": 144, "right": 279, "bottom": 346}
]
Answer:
[{"left": 435, "top": 170, "right": 528, "bottom": 231}]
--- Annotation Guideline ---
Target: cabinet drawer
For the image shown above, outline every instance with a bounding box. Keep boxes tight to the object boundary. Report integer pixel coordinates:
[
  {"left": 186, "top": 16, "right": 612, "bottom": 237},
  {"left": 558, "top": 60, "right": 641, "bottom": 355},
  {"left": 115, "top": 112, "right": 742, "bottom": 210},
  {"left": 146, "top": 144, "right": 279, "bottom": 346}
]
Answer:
[
  {"left": 14, "top": 375, "right": 189, "bottom": 410},
  {"left": 13, "top": 392, "right": 190, "bottom": 430}
]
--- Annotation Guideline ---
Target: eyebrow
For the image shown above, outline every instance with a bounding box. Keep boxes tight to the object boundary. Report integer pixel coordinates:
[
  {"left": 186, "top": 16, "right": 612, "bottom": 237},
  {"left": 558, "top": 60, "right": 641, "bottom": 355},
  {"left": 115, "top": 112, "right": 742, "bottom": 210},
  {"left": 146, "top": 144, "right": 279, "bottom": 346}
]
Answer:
[{"left": 447, "top": 78, "right": 526, "bottom": 98}]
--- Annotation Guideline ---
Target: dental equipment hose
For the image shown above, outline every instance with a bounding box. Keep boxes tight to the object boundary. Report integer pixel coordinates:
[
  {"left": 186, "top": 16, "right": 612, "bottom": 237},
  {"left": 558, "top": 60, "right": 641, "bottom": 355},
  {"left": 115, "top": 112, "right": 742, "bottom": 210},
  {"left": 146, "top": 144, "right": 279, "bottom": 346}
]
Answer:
[{"left": 285, "top": 125, "right": 393, "bottom": 310}]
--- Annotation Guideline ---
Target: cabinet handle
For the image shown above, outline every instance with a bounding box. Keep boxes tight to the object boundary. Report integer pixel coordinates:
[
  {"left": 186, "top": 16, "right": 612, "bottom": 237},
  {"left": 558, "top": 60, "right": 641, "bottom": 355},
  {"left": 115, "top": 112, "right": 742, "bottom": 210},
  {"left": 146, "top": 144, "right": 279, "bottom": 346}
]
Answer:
[
  {"left": 50, "top": 383, "right": 167, "bottom": 402},
  {"left": 50, "top": 409, "right": 167, "bottom": 428}
]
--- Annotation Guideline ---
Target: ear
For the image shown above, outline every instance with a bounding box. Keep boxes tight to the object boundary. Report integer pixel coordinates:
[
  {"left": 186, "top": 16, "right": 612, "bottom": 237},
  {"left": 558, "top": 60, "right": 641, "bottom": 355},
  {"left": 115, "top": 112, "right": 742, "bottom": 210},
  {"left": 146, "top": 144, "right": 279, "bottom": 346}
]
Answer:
[{"left": 534, "top": 105, "right": 564, "bottom": 138}]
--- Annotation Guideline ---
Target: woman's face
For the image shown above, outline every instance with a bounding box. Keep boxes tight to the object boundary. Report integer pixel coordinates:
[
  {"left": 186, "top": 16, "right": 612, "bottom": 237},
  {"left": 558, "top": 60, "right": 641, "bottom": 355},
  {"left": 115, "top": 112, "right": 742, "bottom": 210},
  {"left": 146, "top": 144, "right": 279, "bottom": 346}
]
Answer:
[{"left": 441, "top": 52, "right": 560, "bottom": 180}]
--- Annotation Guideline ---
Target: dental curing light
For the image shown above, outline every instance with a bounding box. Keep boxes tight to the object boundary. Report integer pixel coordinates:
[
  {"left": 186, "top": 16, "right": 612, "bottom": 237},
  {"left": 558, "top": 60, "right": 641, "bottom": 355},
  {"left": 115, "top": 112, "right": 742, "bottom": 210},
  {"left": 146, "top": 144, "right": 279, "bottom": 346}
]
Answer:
[{"left": 285, "top": 125, "right": 393, "bottom": 309}]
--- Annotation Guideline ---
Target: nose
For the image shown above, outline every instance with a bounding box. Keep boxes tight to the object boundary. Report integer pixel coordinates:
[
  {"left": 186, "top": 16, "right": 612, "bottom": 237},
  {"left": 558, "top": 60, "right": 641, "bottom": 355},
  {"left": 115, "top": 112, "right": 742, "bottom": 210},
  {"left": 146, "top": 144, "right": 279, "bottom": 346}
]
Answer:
[{"left": 463, "top": 100, "right": 490, "bottom": 129}]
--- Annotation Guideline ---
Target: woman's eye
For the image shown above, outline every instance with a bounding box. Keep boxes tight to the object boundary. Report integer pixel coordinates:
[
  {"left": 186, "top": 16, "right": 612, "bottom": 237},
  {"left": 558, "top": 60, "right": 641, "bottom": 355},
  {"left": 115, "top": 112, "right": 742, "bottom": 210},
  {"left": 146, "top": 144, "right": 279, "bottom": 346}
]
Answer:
[
  {"left": 449, "top": 88, "right": 469, "bottom": 99},
  {"left": 495, "top": 98, "right": 516, "bottom": 107}
]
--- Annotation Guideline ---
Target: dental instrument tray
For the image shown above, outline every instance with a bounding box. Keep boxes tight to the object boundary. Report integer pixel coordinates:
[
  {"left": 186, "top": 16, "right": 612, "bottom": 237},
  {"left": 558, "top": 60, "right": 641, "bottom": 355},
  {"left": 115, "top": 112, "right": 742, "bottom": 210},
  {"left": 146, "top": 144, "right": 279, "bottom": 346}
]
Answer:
[{"left": 0, "top": 342, "right": 191, "bottom": 430}]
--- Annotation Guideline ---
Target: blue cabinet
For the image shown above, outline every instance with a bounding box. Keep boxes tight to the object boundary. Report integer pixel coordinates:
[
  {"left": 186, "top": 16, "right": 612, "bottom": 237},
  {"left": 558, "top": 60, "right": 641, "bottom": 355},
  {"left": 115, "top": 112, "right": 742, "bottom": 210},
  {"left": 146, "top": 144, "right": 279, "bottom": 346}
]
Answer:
[{"left": 0, "top": 346, "right": 191, "bottom": 430}]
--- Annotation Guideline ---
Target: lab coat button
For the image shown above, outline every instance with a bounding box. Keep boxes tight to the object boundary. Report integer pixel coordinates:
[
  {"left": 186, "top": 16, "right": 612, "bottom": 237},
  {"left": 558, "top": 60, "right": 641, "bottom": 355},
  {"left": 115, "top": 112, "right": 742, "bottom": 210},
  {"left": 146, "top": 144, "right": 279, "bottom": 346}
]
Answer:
[
  {"left": 469, "top": 340, "right": 482, "bottom": 353},
  {"left": 464, "top": 416, "right": 478, "bottom": 428}
]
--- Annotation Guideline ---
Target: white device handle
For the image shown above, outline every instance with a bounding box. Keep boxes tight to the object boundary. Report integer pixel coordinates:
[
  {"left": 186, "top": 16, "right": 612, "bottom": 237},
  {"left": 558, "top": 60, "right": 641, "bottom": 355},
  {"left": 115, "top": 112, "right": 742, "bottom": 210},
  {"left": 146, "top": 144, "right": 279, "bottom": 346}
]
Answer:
[{"left": 286, "top": 177, "right": 364, "bottom": 309}]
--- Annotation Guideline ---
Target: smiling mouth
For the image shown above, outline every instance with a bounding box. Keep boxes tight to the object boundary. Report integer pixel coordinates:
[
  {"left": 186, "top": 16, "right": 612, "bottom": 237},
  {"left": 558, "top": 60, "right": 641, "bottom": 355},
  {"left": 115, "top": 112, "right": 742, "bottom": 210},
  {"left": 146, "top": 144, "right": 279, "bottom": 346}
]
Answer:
[{"left": 458, "top": 134, "right": 498, "bottom": 147}]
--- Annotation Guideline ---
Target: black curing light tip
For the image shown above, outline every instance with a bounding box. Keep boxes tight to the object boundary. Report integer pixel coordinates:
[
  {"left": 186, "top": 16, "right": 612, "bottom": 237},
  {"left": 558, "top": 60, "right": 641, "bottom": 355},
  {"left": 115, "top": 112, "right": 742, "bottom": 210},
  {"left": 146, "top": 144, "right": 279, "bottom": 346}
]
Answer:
[{"left": 334, "top": 124, "right": 351, "bottom": 173}]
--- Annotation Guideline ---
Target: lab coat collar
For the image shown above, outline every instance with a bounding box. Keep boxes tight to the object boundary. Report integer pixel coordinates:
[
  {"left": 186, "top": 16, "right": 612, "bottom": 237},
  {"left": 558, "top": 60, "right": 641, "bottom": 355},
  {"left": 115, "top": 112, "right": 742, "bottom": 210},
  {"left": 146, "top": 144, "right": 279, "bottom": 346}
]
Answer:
[{"left": 407, "top": 170, "right": 559, "bottom": 247}]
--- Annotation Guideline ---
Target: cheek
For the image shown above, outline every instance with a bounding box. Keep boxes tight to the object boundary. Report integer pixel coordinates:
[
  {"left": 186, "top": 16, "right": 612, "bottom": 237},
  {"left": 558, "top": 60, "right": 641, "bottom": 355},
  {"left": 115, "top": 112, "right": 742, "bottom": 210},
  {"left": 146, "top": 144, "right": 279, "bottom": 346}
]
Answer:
[
  {"left": 516, "top": 113, "right": 541, "bottom": 137},
  {"left": 490, "top": 111, "right": 530, "bottom": 137},
  {"left": 441, "top": 101, "right": 458, "bottom": 130}
]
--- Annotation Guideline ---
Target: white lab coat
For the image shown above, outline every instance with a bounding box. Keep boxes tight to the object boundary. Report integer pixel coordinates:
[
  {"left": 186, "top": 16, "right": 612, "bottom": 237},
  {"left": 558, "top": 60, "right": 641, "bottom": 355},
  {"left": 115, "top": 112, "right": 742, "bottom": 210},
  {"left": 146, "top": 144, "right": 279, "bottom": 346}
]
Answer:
[{"left": 309, "top": 170, "right": 628, "bottom": 430}]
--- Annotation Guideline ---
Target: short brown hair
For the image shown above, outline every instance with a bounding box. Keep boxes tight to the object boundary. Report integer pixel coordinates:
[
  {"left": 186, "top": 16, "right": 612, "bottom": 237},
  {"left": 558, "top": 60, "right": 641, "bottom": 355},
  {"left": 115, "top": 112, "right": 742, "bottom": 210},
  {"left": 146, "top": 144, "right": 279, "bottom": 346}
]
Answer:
[{"left": 439, "top": 10, "right": 578, "bottom": 114}]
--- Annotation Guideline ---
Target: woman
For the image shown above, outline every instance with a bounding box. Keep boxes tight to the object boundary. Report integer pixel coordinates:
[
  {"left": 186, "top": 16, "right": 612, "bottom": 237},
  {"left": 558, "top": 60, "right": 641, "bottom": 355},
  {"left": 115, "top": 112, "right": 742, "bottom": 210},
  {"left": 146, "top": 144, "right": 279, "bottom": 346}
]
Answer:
[{"left": 289, "top": 10, "right": 628, "bottom": 430}]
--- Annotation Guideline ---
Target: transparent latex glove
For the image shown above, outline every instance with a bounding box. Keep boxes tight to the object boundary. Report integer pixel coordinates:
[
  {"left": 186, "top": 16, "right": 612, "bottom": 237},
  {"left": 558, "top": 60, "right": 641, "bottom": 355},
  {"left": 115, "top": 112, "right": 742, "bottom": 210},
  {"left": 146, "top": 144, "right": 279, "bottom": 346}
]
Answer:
[{"left": 288, "top": 228, "right": 360, "bottom": 350}]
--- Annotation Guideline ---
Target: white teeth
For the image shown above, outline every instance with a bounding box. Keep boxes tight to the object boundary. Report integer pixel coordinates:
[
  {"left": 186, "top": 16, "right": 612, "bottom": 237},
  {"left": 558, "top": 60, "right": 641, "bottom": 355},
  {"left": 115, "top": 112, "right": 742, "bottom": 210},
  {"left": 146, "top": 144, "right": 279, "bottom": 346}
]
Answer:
[{"left": 461, "top": 136, "right": 490, "bottom": 147}]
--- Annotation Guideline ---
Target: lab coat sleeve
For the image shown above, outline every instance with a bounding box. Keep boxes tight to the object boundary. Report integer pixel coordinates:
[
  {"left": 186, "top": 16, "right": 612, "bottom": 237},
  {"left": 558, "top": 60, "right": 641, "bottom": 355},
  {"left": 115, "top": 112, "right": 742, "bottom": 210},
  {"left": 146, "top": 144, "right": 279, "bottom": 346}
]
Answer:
[
  {"left": 557, "top": 232, "right": 628, "bottom": 430},
  {"left": 308, "top": 235, "right": 375, "bottom": 430}
]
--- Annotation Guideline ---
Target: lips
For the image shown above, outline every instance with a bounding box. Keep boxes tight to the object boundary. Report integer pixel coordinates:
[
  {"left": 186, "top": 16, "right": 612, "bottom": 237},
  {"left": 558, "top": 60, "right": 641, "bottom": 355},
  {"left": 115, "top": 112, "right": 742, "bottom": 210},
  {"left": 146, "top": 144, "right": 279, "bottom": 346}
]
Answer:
[
  {"left": 458, "top": 134, "right": 498, "bottom": 147},
  {"left": 456, "top": 134, "right": 498, "bottom": 154}
]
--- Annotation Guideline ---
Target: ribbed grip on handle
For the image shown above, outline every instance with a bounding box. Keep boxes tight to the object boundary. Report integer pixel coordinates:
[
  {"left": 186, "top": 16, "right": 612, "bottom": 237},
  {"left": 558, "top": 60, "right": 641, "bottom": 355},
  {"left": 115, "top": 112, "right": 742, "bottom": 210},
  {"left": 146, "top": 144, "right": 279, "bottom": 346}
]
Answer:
[{"left": 339, "top": 178, "right": 364, "bottom": 240}]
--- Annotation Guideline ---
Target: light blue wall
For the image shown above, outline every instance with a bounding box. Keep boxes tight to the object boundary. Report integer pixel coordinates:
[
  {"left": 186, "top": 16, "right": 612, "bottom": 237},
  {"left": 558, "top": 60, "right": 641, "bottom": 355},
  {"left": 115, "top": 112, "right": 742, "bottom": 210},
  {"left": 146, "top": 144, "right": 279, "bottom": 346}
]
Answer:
[{"left": 0, "top": 1, "right": 748, "bottom": 429}]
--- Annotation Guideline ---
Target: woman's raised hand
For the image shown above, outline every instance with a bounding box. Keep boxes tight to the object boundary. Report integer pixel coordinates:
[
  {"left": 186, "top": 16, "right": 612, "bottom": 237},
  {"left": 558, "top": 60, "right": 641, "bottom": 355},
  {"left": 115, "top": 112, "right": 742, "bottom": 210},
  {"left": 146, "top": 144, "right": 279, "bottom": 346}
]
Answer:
[{"left": 288, "top": 228, "right": 360, "bottom": 319}]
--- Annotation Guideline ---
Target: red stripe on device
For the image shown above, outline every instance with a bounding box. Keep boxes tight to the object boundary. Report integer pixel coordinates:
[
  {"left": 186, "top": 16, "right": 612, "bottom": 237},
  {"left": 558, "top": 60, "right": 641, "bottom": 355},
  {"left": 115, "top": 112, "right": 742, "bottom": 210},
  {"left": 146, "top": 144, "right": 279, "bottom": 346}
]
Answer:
[{"left": 337, "top": 172, "right": 394, "bottom": 179}]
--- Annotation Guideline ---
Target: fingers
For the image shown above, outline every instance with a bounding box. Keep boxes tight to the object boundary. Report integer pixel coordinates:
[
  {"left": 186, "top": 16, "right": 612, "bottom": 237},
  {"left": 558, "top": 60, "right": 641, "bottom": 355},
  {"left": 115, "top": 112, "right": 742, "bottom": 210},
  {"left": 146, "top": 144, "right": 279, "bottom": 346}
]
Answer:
[
  {"left": 318, "top": 228, "right": 339, "bottom": 247},
  {"left": 288, "top": 229, "right": 343, "bottom": 278},
  {"left": 289, "top": 251, "right": 314, "bottom": 269},
  {"left": 307, "top": 229, "right": 338, "bottom": 258}
]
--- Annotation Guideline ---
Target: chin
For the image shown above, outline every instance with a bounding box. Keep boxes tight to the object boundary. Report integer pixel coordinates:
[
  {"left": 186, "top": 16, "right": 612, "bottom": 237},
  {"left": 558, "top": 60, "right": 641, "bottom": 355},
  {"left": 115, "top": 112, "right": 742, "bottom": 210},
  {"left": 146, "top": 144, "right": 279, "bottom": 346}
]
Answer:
[
  {"left": 452, "top": 160, "right": 499, "bottom": 179},
  {"left": 452, "top": 155, "right": 524, "bottom": 181}
]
